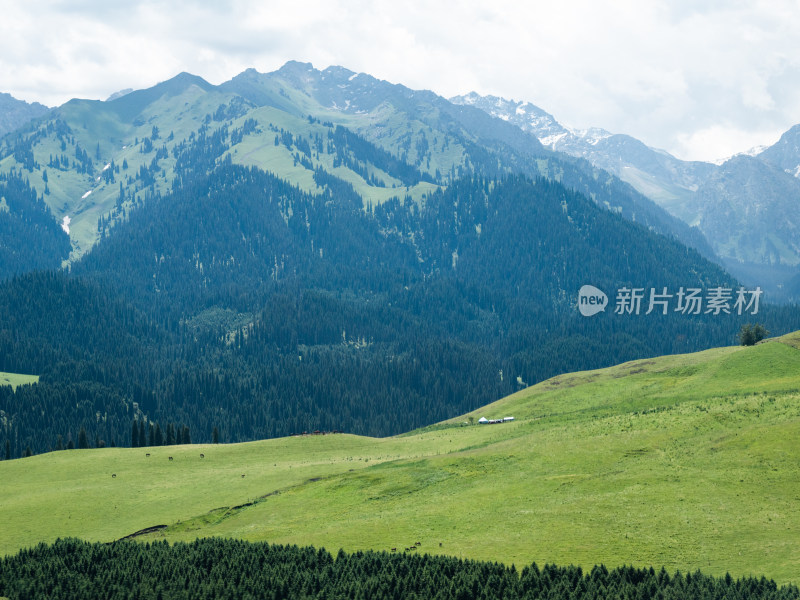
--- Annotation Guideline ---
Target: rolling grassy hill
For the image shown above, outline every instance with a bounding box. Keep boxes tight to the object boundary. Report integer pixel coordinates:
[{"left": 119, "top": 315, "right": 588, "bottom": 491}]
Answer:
[{"left": 2, "top": 332, "right": 800, "bottom": 583}]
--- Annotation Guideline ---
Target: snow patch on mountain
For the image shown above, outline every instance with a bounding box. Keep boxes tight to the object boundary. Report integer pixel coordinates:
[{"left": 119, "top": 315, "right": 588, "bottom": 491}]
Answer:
[
  {"left": 570, "top": 127, "right": 613, "bottom": 145},
  {"left": 539, "top": 132, "right": 568, "bottom": 147}
]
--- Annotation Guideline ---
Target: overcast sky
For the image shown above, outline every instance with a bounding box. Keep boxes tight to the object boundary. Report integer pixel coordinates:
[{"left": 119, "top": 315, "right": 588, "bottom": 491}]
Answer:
[{"left": 2, "top": 0, "right": 800, "bottom": 162}]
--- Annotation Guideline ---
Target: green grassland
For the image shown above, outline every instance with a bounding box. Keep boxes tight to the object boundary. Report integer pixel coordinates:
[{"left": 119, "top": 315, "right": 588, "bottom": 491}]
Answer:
[
  {"left": 0, "top": 372, "right": 38, "bottom": 390},
  {"left": 227, "top": 106, "right": 441, "bottom": 205},
  {"left": 3, "top": 335, "right": 800, "bottom": 584}
]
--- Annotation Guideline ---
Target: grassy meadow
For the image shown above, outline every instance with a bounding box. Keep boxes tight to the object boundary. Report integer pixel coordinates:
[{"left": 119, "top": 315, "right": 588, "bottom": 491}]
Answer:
[
  {"left": 2, "top": 333, "right": 800, "bottom": 583},
  {"left": 0, "top": 372, "right": 38, "bottom": 390}
]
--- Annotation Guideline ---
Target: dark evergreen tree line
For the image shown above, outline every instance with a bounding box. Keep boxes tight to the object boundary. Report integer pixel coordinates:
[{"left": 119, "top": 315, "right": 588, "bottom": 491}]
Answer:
[
  {"left": 0, "top": 538, "right": 796, "bottom": 600},
  {"left": 130, "top": 419, "right": 191, "bottom": 447}
]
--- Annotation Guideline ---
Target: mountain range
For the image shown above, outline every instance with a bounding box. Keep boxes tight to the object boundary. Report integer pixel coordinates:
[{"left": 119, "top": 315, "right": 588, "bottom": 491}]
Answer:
[
  {"left": 5, "top": 63, "right": 800, "bottom": 301},
  {"left": 0, "top": 61, "right": 713, "bottom": 263},
  {"left": 451, "top": 93, "right": 800, "bottom": 300},
  {"left": 0, "top": 62, "right": 799, "bottom": 459}
]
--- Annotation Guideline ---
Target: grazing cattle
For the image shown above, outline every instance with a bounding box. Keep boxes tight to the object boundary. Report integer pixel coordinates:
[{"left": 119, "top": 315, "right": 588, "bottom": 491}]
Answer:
[
  {"left": 391, "top": 548, "right": 396, "bottom": 552},
  {"left": 415, "top": 541, "right": 421, "bottom": 546},
  {"left": 439, "top": 542, "right": 442, "bottom": 547},
  {"left": 145, "top": 453, "right": 150, "bottom": 457},
  {"left": 241, "top": 474, "right": 246, "bottom": 478},
  {"left": 111, "top": 474, "right": 116, "bottom": 478},
  {"left": 200, "top": 453, "right": 205, "bottom": 458},
  {"left": 168, "top": 456, "right": 173, "bottom": 461}
]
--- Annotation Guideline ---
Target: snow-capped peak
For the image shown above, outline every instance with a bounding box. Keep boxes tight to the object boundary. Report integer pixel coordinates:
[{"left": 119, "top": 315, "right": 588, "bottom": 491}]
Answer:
[
  {"left": 568, "top": 127, "right": 613, "bottom": 145},
  {"left": 711, "top": 144, "right": 769, "bottom": 166}
]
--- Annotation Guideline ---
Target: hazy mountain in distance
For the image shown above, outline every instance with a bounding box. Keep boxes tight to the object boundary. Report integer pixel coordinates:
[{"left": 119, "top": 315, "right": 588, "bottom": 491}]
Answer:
[
  {"left": 451, "top": 93, "right": 715, "bottom": 224},
  {"left": 0, "top": 92, "right": 49, "bottom": 138},
  {"left": 105, "top": 88, "right": 133, "bottom": 102},
  {"left": 454, "top": 92, "right": 800, "bottom": 301},
  {"left": 758, "top": 124, "right": 800, "bottom": 178},
  {"left": 695, "top": 154, "right": 800, "bottom": 266}
]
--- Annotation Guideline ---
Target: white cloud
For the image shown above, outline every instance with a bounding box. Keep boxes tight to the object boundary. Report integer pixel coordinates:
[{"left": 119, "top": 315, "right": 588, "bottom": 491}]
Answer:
[
  {"left": 675, "top": 125, "right": 784, "bottom": 163},
  {"left": 1, "top": 0, "right": 800, "bottom": 162}
]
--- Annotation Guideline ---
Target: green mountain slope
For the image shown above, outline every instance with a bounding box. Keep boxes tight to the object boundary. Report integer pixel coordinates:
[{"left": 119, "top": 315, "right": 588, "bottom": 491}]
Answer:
[
  {"left": 223, "top": 62, "right": 717, "bottom": 259},
  {"left": 0, "top": 61, "right": 715, "bottom": 266},
  {"left": 3, "top": 332, "right": 800, "bottom": 583},
  {"left": 0, "top": 76, "right": 246, "bottom": 259},
  {"left": 0, "top": 68, "right": 442, "bottom": 263}
]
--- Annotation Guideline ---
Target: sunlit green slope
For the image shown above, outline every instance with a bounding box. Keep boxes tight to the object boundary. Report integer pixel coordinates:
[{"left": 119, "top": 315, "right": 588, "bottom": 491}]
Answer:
[{"left": 2, "top": 332, "right": 800, "bottom": 583}]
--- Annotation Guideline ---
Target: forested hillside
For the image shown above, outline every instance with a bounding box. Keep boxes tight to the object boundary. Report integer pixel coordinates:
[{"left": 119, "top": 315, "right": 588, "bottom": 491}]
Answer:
[
  {"left": 1, "top": 67, "right": 799, "bottom": 459},
  {"left": 2, "top": 148, "right": 798, "bottom": 457}
]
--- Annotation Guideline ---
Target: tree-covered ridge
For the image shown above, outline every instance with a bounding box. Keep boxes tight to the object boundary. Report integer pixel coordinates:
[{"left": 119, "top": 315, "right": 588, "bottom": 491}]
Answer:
[{"left": 0, "top": 538, "right": 796, "bottom": 600}]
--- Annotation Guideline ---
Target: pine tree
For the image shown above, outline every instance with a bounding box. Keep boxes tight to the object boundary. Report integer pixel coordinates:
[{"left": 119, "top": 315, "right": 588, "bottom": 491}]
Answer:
[
  {"left": 78, "top": 427, "right": 88, "bottom": 450},
  {"left": 181, "top": 425, "right": 191, "bottom": 445},
  {"left": 155, "top": 423, "right": 163, "bottom": 446},
  {"left": 5, "top": 439, "right": 11, "bottom": 460},
  {"left": 212, "top": 426, "right": 220, "bottom": 444},
  {"left": 132, "top": 421, "right": 139, "bottom": 448}
]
